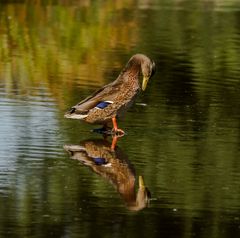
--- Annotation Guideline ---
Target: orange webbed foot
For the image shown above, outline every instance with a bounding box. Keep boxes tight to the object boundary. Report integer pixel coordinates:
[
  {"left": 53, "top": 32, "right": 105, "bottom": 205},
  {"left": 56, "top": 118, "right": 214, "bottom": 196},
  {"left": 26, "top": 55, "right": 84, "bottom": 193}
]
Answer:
[
  {"left": 111, "top": 117, "right": 125, "bottom": 137},
  {"left": 111, "top": 128, "right": 125, "bottom": 137}
]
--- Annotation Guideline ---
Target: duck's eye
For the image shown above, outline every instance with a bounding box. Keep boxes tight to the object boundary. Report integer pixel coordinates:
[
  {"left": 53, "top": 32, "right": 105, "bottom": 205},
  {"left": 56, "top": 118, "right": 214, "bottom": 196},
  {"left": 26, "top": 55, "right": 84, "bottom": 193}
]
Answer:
[{"left": 151, "top": 62, "right": 156, "bottom": 77}]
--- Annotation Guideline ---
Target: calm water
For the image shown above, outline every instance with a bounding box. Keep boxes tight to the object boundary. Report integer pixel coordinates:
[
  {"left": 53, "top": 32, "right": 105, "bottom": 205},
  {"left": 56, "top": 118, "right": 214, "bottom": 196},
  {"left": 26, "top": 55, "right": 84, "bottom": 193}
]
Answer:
[{"left": 0, "top": 0, "right": 240, "bottom": 237}]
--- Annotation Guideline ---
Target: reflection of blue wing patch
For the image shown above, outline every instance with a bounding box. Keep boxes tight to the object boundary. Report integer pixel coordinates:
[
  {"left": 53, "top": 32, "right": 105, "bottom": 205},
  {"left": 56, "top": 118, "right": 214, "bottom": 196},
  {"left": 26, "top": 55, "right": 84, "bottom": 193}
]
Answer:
[
  {"left": 95, "top": 101, "right": 113, "bottom": 109},
  {"left": 93, "top": 157, "right": 107, "bottom": 165}
]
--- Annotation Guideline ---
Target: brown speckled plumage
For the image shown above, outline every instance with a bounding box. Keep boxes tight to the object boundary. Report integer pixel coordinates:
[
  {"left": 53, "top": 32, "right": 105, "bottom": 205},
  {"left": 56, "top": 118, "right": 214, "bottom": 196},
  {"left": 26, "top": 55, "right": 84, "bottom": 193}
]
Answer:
[
  {"left": 64, "top": 54, "right": 156, "bottom": 132},
  {"left": 64, "top": 139, "right": 151, "bottom": 211}
]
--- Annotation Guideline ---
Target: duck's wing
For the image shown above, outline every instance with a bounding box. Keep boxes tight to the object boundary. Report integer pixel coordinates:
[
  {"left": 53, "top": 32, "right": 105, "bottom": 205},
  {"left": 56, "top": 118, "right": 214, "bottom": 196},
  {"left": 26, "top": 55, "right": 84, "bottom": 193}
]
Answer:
[{"left": 65, "top": 80, "right": 122, "bottom": 118}]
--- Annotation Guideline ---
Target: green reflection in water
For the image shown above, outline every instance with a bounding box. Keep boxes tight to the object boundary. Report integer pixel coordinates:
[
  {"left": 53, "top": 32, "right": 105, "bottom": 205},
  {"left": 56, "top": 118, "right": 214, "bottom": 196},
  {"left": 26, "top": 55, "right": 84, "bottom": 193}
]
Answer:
[
  {"left": 0, "top": 0, "right": 240, "bottom": 238},
  {"left": 0, "top": 0, "right": 138, "bottom": 105}
]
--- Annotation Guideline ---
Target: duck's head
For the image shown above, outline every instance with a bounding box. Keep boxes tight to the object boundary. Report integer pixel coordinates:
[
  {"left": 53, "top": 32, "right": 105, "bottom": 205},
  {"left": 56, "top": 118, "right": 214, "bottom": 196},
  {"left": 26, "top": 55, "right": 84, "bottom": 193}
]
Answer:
[
  {"left": 125, "top": 54, "right": 156, "bottom": 91},
  {"left": 141, "top": 56, "right": 156, "bottom": 91}
]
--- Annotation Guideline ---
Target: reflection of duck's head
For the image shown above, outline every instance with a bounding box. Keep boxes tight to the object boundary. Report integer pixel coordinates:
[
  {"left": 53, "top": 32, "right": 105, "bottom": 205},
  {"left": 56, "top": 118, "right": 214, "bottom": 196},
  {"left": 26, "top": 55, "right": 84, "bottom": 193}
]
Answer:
[
  {"left": 64, "top": 138, "right": 151, "bottom": 211},
  {"left": 127, "top": 175, "right": 151, "bottom": 211}
]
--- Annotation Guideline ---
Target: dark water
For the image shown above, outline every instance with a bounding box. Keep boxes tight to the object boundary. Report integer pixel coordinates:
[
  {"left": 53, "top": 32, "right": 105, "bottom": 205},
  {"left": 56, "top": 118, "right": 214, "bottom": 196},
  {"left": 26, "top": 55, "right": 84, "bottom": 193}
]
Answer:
[{"left": 0, "top": 0, "right": 240, "bottom": 237}]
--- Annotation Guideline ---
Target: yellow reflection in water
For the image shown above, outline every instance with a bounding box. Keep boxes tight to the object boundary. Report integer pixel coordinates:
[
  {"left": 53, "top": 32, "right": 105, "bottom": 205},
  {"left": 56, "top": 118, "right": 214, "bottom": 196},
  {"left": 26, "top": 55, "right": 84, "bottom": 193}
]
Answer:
[{"left": 0, "top": 1, "right": 138, "bottom": 106}]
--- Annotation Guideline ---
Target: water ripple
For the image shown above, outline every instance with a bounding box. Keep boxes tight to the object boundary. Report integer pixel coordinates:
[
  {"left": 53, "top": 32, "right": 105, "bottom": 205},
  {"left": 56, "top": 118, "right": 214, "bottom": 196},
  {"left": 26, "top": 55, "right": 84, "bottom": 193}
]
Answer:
[{"left": 0, "top": 92, "right": 63, "bottom": 191}]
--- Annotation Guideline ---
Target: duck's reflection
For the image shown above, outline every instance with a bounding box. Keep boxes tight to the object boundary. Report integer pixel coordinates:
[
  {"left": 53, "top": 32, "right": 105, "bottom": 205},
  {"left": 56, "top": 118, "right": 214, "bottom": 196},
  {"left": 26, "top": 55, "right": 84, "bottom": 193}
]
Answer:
[{"left": 64, "top": 138, "right": 151, "bottom": 211}]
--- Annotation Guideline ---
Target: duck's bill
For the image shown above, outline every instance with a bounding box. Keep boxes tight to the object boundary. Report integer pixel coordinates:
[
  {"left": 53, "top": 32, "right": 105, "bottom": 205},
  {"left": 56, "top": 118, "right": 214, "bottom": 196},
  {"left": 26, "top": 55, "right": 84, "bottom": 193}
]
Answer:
[
  {"left": 142, "top": 76, "right": 149, "bottom": 91},
  {"left": 138, "top": 175, "right": 145, "bottom": 188}
]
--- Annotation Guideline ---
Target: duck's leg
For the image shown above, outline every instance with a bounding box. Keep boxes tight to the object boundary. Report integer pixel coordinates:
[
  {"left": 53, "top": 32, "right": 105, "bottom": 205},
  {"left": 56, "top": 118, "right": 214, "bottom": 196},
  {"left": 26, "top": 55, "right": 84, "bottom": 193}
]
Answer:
[
  {"left": 112, "top": 117, "right": 125, "bottom": 136},
  {"left": 111, "top": 135, "right": 118, "bottom": 150}
]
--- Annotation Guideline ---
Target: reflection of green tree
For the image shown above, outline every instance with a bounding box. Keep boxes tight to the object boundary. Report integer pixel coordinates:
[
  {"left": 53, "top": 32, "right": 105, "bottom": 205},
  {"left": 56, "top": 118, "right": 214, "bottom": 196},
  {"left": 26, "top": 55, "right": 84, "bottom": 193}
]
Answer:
[
  {"left": 0, "top": 0, "right": 138, "bottom": 106},
  {"left": 0, "top": 1, "right": 240, "bottom": 237},
  {"left": 137, "top": 0, "right": 240, "bottom": 224}
]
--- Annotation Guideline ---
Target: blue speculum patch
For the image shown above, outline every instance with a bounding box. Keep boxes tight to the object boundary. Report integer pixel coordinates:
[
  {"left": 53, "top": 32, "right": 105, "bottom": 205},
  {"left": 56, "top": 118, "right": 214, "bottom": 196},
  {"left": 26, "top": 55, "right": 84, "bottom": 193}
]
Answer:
[
  {"left": 95, "top": 101, "right": 112, "bottom": 109},
  {"left": 93, "top": 157, "right": 107, "bottom": 165}
]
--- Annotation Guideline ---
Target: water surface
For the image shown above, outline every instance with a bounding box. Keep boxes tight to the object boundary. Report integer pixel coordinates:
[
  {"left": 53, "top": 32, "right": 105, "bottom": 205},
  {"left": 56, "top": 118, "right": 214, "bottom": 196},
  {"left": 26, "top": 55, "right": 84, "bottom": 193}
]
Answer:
[{"left": 0, "top": 0, "right": 240, "bottom": 237}]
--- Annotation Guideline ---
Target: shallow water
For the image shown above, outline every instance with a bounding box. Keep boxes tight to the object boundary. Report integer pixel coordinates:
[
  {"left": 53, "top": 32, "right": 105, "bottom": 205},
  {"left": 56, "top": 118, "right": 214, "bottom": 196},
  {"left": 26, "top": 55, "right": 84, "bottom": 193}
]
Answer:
[{"left": 0, "top": 0, "right": 240, "bottom": 237}]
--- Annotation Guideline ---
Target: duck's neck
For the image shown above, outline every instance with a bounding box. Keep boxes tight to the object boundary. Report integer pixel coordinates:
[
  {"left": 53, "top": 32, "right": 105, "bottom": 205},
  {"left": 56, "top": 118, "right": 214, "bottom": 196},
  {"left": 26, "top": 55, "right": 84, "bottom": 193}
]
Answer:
[
  {"left": 125, "top": 56, "right": 142, "bottom": 74},
  {"left": 117, "top": 57, "right": 142, "bottom": 85},
  {"left": 118, "top": 178, "right": 137, "bottom": 206}
]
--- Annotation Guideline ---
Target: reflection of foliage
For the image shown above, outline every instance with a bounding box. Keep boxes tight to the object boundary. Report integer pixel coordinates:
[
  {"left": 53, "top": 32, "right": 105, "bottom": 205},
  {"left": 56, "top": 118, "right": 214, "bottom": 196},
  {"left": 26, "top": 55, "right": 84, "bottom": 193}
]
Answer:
[
  {"left": 0, "top": 1, "right": 240, "bottom": 237},
  {"left": 0, "top": 0, "right": 138, "bottom": 106}
]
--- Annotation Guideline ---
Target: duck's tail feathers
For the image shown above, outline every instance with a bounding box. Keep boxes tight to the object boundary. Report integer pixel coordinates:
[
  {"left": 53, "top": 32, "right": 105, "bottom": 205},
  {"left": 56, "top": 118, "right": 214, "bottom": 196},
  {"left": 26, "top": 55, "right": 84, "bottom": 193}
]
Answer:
[
  {"left": 64, "top": 113, "right": 88, "bottom": 119},
  {"left": 64, "top": 108, "right": 88, "bottom": 119}
]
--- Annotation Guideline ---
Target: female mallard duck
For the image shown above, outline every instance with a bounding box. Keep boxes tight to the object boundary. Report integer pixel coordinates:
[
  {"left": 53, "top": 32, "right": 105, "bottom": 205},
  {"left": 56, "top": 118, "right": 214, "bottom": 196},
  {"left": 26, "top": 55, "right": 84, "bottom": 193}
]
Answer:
[
  {"left": 64, "top": 54, "right": 156, "bottom": 135},
  {"left": 64, "top": 139, "right": 151, "bottom": 211}
]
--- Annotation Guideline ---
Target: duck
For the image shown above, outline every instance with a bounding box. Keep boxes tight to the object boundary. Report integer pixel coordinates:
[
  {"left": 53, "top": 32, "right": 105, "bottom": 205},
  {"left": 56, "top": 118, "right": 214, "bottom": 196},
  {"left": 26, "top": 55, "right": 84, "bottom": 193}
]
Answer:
[
  {"left": 64, "top": 54, "right": 156, "bottom": 135},
  {"left": 64, "top": 138, "right": 151, "bottom": 211}
]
